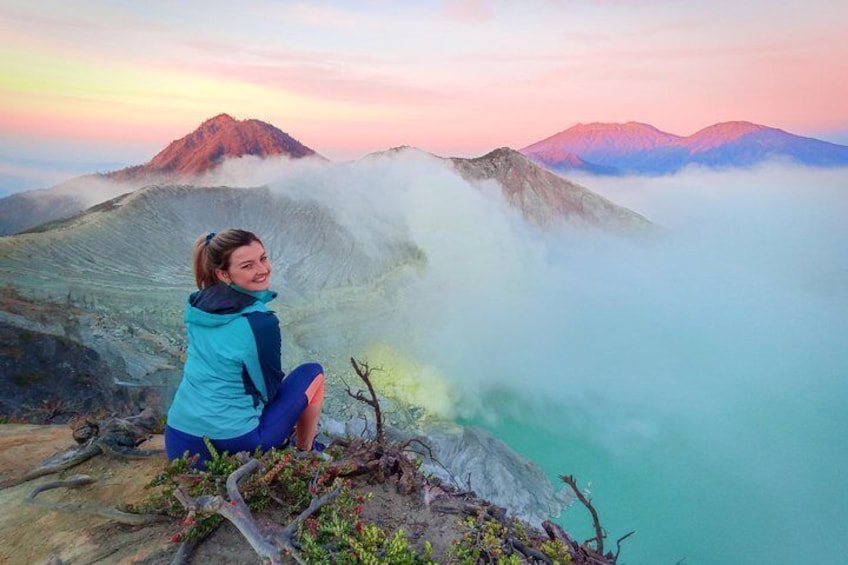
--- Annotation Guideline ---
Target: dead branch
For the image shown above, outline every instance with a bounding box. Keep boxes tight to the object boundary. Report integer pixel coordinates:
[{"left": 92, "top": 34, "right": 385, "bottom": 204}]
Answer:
[
  {"left": 1, "top": 408, "right": 163, "bottom": 489},
  {"left": 543, "top": 510, "right": 613, "bottom": 565},
  {"left": 402, "top": 437, "right": 468, "bottom": 492},
  {"left": 347, "top": 357, "right": 384, "bottom": 444},
  {"left": 614, "top": 530, "right": 636, "bottom": 563},
  {"left": 0, "top": 442, "right": 102, "bottom": 488},
  {"left": 510, "top": 537, "right": 553, "bottom": 563},
  {"left": 25, "top": 474, "right": 165, "bottom": 526},
  {"left": 561, "top": 474, "right": 605, "bottom": 556},
  {"left": 175, "top": 459, "right": 281, "bottom": 564},
  {"left": 542, "top": 519, "right": 577, "bottom": 546},
  {"left": 174, "top": 457, "right": 343, "bottom": 565}
]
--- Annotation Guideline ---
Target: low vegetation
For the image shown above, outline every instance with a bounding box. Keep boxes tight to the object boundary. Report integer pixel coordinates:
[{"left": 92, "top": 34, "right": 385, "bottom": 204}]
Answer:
[{"left": 4, "top": 357, "right": 630, "bottom": 564}]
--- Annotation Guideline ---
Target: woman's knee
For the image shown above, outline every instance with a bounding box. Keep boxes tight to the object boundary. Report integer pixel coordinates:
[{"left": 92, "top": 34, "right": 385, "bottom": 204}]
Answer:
[
  {"left": 305, "top": 371, "right": 325, "bottom": 406},
  {"left": 302, "top": 362, "right": 324, "bottom": 379}
]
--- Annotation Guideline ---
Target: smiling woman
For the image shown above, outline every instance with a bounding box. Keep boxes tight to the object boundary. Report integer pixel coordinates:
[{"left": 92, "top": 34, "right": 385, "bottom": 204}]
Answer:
[
  {"left": 212, "top": 239, "right": 272, "bottom": 292},
  {"left": 165, "top": 228, "right": 327, "bottom": 467}
]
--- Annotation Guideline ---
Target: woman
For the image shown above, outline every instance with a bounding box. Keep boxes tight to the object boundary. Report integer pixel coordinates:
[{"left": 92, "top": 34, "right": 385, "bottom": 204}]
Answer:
[{"left": 165, "top": 229, "right": 325, "bottom": 466}]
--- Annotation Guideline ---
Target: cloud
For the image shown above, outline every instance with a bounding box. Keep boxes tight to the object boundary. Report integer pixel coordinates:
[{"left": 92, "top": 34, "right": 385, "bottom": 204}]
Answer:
[
  {"left": 203, "top": 155, "right": 847, "bottom": 470},
  {"left": 442, "top": 0, "right": 494, "bottom": 23},
  {"left": 202, "top": 157, "right": 847, "bottom": 431},
  {"left": 0, "top": 157, "right": 131, "bottom": 196}
]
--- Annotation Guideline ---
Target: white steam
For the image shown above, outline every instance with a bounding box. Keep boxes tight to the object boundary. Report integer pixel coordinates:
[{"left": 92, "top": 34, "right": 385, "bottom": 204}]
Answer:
[
  {"left": 204, "top": 154, "right": 848, "bottom": 427},
  {"left": 205, "top": 154, "right": 847, "bottom": 564}
]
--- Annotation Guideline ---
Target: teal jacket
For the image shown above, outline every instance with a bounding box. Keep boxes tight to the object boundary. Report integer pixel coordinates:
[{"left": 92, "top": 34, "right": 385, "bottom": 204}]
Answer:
[{"left": 166, "top": 283, "right": 285, "bottom": 439}]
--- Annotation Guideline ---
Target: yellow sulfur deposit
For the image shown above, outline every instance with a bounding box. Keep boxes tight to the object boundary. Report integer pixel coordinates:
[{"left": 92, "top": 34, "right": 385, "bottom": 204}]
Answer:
[{"left": 364, "top": 343, "right": 456, "bottom": 420}]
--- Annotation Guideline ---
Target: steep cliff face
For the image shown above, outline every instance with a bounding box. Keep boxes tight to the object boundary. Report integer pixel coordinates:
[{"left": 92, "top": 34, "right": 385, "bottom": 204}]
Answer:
[
  {"left": 0, "top": 292, "right": 162, "bottom": 422},
  {"left": 0, "top": 182, "right": 427, "bottom": 407},
  {"left": 0, "top": 321, "right": 120, "bottom": 421}
]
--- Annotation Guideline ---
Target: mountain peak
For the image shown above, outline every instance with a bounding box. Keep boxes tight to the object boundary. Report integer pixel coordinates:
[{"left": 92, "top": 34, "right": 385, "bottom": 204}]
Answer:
[
  {"left": 198, "top": 113, "right": 238, "bottom": 128},
  {"left": 130, "top": 114, "right": 320, "bottom": 178},
  {"left": 688, "top": 120, "right": 768, "bottom": 138},
  {"left": 570, "top": 121, "right": 665, "bottom": 134},
  {"left": 683, "top": 121, "right": 774, "bottom": 152},
  {"left": 450, "top": 147, "right": 654, "bottom": 232},
  {"left": 521, "top": 122, "right": 682, "bottom": 171},
  {"left": 521, "top": 119, "right": 848, "bottom": 174}
]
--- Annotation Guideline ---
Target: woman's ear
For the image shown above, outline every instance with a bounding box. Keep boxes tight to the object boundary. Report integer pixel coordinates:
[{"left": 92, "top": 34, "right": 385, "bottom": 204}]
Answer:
[{"left": 215, "top": 268, "right": 231, "bottom": 284}]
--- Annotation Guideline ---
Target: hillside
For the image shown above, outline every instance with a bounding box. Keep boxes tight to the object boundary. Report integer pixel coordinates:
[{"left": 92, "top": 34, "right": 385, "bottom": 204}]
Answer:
[
  {"left": 450, "top": 147, "right": 652, "bottom": 232},
  {"left": 0, "top": 420, "right": 617, "bottom": 565},
  {"left": 0, "top": 178, "right": 573, "bottom": 527}
]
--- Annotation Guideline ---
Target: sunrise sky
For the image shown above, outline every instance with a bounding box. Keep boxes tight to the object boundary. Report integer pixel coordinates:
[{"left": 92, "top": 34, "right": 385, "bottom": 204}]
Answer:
[{"left": 1, "top": 0, "right": 846, "bottom": 192}]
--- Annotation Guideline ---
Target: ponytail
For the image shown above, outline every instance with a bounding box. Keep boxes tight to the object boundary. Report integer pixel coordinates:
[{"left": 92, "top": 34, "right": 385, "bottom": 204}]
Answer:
[{"left": 191, "top": 229, "right": 264, "bottom": 289}]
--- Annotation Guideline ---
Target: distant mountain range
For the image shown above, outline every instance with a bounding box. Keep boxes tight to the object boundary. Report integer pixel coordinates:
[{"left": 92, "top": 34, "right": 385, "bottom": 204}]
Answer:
[
  {"left": 0, "top": 115, "right": 651, "bottom": 236},
  {"left": 521, "top": 121, "right": 848, "bottom": 175},
  {"left": 2, "top": 115, "right": 845, "bottom": 236}
]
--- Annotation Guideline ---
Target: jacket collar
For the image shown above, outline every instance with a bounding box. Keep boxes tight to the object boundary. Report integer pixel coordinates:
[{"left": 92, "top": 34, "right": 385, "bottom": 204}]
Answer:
[{"left": 188, "top": 283, "right": 277, "bottom": 315}]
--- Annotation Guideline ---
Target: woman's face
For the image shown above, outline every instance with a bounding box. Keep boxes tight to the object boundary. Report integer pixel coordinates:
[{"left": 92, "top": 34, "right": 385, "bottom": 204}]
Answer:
[{"left": 216, "top": 240, "right": 272, "bottom": 291}]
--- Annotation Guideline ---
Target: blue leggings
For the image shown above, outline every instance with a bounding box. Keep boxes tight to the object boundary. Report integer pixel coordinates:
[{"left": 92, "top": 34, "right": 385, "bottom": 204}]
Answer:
[{"left": 165, "top": 362, "right": 323, "bottom": 467}]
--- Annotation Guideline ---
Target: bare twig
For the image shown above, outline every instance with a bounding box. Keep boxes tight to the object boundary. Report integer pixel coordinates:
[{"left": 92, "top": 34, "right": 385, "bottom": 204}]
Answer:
[
  {"left": 614, "top": 530, "right": 636, "bottom": 563},
  {"left": 561, "top": 474, "right": 605, "bottom": 556},
  {"left": 401, "top": 437, "right": 467, "bottom": 491},
  {"left": 400, "top": 437, "right": 432, "bottom": 457},
  {"left": 25, "top": 474, "right": 165, "bottom": 526},
  {"left": 347, "top": 357, "right": 384, "bottom": 444},
  {"left": 174, "top": 457, "right": 343, "bottom": 565}
]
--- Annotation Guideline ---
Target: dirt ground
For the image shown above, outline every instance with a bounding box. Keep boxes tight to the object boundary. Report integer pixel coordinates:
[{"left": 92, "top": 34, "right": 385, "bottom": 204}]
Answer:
[
  {"left": 0, "top": 425, "right": 472, "bottom": 565},
  {"left": 0, "top": 424, "right": 174, "bottom": 565}
]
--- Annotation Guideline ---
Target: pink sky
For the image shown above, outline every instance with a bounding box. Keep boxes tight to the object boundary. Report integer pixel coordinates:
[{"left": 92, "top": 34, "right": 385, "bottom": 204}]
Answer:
[{"left": 0, "top": 0, "right": 846, "bottom": 191}]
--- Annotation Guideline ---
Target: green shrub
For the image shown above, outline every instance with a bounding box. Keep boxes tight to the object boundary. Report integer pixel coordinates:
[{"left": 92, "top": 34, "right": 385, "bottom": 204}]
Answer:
[{"left": 130, "top": 443, "right": 436, "bottom": 563}]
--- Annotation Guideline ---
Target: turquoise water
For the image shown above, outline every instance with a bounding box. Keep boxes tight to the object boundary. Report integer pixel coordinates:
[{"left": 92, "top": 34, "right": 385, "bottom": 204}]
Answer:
[
  {"left": 365, "top": 164, "right": 848, "bottom": 564},
  {"left": 442, "top": 172, "right": 848, "bottom": 565},
  {"left": 461, "top": 354, "right": 848, "bottom": 564}
]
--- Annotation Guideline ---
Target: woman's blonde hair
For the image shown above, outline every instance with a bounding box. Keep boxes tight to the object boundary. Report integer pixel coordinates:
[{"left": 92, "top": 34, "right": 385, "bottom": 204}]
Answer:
[{"left": 192, "top": 229, "right": 265, "bottom": 289}]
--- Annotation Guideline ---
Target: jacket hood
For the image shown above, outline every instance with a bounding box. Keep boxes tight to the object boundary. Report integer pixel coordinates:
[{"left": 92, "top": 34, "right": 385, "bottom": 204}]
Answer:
[{"left": 186, "top": 283, "right": 277, "bottom": 327}]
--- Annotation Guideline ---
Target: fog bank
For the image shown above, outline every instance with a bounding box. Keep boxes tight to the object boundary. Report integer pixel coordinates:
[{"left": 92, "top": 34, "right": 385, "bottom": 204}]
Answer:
[{"left": 206, "top": 154, "right": 847, "bottom": 564}]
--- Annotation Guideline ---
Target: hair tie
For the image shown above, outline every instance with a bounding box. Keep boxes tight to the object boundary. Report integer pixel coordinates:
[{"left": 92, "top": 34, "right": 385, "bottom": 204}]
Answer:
[{"left": 205, "top": 232, "right": 216, "bottom": 246}]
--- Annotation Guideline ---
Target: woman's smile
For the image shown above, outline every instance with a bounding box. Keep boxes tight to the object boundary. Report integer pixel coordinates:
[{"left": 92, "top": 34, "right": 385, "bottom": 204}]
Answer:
[{"left": 217, "top": 240, "right": 272, "bottom": 291}]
